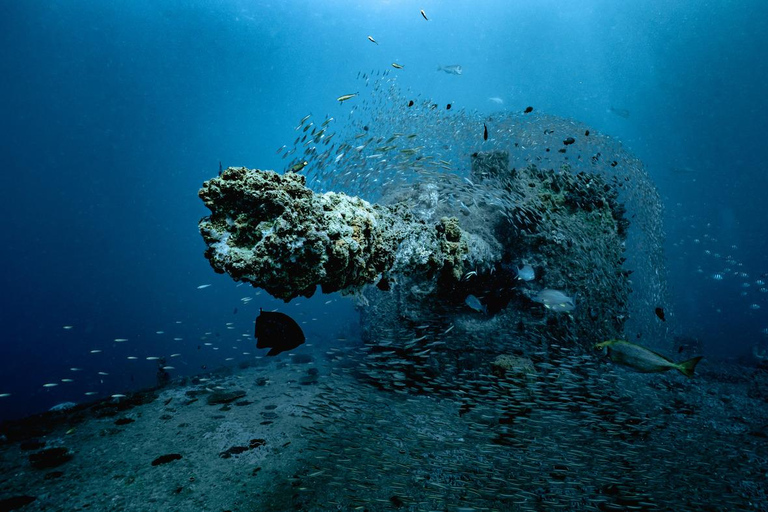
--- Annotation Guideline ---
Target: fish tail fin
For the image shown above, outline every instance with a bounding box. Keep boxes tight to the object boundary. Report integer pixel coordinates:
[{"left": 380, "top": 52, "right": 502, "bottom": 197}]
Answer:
[{"left": 677, "top": 356, "right": 703, "bottom": 378}]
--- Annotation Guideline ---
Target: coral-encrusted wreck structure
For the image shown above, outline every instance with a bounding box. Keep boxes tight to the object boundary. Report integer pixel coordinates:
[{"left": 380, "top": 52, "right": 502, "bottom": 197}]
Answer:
[
  {"left": 199, "top": 167, "right": 494, "bottom": 301},
  {"left": 199, "top": 108, "right": 667, "bottom": 389}
]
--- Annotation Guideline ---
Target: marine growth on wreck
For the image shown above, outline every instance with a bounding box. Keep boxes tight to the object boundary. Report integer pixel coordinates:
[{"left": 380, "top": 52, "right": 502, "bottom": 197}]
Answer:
[{"left": 199, "top": 79, "right": 668, "bottom": 389}]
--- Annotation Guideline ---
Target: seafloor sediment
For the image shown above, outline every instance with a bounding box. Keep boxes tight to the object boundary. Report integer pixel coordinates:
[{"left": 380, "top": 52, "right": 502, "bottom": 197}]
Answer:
[{"left": 1, "top": 345, "right": 767, "bottom": 512}]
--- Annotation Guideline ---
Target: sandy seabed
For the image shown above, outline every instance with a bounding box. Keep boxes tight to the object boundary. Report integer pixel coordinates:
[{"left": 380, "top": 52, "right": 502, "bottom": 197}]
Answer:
[{"left": 2, "top": 350, "right": 768, "bottom": 512}]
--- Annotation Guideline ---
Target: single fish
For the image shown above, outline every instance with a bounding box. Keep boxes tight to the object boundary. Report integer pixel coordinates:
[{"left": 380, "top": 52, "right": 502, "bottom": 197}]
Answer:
[
  {"left": 376, "top": 275, "right": 391, "bottom": 291},
  {"left": 287, "top": 160, "right": 308, "bottom": 173},
  {"left": 516, "top": 264, "right": 535, "bottom": 282},
  {"left": 337, "top": 93, "right": 358, "bottom": 103},
  {"left": 391, "top": 63, "right": 404, "bottom": 69},
  {"left": 533, "top": 289, "right": 575, "bottom": 312},
  {"left": 255, "top": 308, "right": 306, "bottom": 356},
  {"left": 50, "top": 402, "right": 77, "bottom": 411},
  {"left": 437, "top": 64, "right": 462, "bottom": 75},
  {"left": 488, "top": 97, "right": 504, "bottom": 104},
  {"left": 464, "top": 294, "right": 487, "bottom": 314},
  {"left": 197, "top": 284, "right": 212, "bottom": 289},
  {"left": 609, "top": 106, "right": 630, "bottom": 118},
  {"left": 596, "top": 339, "right": 703, "bottom": 378},
  {"left": 483, "top": 123, "right": 488, "bottom": 141},
  {"left": 298, "top": 114, "right": 311, "bottom": 126},
  {"left": 367, "top": 35, "right": 378, "bottom": 44},
  {"left": 420, "top": 9, "right": 428, "bottom": 20}
]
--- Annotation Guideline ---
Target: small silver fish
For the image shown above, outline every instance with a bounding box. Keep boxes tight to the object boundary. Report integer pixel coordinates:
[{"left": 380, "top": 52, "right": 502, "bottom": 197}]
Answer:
[
  {"left": 437, "top": 64, "right": 462, "bottom": 75},
  {"left": 337, "top": 93, "right": 358, "bottom": 103}
]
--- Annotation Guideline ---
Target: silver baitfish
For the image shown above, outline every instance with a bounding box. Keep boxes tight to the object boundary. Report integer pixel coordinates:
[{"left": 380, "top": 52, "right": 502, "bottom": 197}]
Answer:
[{"left": 437, "top": 64, "right": 462, "bottom": 75}]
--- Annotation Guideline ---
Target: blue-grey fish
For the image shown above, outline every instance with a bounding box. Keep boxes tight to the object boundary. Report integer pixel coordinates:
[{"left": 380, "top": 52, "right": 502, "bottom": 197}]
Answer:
[
  {"left": 596, "top": 339, "right": 702, "bottom": 378},
  {"left": 533, "top": 289, "right": 575, "bottom": 312},
  {"left": 464, "top": 294, "right": 487, "bottom": 314},
  {"left": 609, "top": 106, "right": 630, "bottom": 118},
  {"left": 437, "top": 64, "right": 462, "bottom": 75},
  {"left": 516, "top": 264, "right": 535, "bottom": 282}
]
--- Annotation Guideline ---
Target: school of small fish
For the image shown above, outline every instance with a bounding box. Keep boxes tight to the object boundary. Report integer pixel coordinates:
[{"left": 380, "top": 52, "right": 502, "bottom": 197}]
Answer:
[{"left": 2, "top": 7, "right": 765, "bottom": 512}]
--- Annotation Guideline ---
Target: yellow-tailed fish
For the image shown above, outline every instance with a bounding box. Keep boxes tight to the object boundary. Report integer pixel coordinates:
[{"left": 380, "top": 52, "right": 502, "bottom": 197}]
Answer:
[
  {"left": 595, "top": 339, "right": 702, "bottom": 378},
  {"left": 288, "top": 161, "right": 308, "bottom": 173}
]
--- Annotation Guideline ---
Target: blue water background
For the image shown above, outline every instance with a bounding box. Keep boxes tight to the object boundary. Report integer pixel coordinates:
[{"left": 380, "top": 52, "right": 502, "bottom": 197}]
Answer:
[{"left": 1, "top": 0, "right": 766, "bottom": 420}]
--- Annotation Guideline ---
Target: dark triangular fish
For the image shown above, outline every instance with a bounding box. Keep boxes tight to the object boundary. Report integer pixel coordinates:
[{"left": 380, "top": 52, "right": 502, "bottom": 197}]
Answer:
[
  {"left": 255, "top": 309, "right": 305, "bottom": 356},
  {"left": 377, "top": 276, "right": 391, "bottom": 291},
  {"left": 654, "top": 307, "right": 666, "bottom": 321}
]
